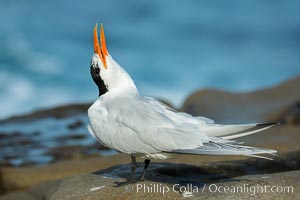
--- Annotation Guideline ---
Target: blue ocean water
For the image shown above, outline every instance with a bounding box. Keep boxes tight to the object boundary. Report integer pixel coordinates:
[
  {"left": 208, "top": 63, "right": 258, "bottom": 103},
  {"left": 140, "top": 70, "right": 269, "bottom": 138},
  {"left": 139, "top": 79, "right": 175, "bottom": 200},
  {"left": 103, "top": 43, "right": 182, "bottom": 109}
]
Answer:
[{"left": 0, "top": 0, "right": 300, "bottom": 119}]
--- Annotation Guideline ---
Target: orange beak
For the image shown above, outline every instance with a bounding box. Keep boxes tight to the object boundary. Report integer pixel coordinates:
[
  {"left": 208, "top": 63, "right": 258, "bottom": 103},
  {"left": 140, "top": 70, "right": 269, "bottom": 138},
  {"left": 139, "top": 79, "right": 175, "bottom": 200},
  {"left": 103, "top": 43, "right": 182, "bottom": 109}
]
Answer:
[{"left": 93, "top": 23, "right": 108, "bottom": 69}]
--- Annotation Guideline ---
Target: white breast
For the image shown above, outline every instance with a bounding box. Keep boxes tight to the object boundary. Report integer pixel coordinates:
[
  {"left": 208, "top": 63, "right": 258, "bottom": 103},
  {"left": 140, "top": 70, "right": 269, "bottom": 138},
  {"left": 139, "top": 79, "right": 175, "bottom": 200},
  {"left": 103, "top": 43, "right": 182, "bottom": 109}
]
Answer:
[{"left": 87, "top": 97, "right": 160, "bottom": 155}]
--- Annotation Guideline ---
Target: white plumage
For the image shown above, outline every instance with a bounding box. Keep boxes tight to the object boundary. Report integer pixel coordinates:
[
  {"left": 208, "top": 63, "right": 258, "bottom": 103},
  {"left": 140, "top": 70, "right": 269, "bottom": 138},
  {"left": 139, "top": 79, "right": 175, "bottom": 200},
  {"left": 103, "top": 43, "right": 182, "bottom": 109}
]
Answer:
[
  {"left": 88, "top": 92, "right": 276, "bottom": 159},
  {"left": 88, "top": 24, "right": 277, "bottom": 182}
]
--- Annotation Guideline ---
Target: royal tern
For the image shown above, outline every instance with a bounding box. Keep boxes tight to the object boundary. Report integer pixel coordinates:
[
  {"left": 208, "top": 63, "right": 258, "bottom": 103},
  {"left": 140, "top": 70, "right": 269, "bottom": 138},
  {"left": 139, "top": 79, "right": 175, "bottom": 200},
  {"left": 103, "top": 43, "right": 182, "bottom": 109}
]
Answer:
[{"left": 87, "top": 24, "right": 277, "bottom": 183}]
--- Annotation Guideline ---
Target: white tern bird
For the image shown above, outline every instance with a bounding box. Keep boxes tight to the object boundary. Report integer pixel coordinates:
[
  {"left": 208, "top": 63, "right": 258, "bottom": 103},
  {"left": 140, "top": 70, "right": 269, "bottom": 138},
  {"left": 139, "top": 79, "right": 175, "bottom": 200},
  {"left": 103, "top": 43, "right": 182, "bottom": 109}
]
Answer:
[{"left": 88, "top": 24, "right": 277, "bottom": 183}]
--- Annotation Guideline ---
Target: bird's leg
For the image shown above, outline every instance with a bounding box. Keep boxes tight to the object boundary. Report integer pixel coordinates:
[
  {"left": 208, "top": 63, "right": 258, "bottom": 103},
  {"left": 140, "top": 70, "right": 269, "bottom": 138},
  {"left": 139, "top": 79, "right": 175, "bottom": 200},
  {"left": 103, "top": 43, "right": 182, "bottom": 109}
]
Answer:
[
  {"left": 127, "top": 155, "right": 137, "bottom": 183},
  {"left": 139, "top": 159, "right": 151, "bottom": 181}
]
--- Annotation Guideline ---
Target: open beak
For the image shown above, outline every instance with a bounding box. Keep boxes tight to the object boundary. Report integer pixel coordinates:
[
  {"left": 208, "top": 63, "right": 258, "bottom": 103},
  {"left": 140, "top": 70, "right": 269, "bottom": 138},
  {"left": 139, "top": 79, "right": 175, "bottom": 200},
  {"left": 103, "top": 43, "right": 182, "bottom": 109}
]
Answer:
[{"left": 93, "top": 23, "right": 108, "bottom": 69}]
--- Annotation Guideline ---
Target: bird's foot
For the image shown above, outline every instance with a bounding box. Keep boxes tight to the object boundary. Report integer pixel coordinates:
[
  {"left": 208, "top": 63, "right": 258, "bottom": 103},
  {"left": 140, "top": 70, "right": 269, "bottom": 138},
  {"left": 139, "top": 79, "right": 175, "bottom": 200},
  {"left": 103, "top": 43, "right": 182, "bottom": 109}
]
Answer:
[
  {"left": 113, "top": 181, "right": 129, "bottom": 187},
  {"left": 113, "top": 175, "right": 140, "bottom": 187},
  {"left": 113, "top": 179, "right": 139, "bottom": 187},
  {"left": 126, "top": 176, "right": 139, "bottom": 184}
]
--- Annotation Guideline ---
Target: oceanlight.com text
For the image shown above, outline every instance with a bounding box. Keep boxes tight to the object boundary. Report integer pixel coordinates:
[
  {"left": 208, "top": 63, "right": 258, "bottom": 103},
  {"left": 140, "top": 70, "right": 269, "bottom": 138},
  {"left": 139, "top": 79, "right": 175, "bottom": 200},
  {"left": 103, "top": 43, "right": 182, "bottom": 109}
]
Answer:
[{"left": 133, "top": 183, "right": 294, "bottom": 196}]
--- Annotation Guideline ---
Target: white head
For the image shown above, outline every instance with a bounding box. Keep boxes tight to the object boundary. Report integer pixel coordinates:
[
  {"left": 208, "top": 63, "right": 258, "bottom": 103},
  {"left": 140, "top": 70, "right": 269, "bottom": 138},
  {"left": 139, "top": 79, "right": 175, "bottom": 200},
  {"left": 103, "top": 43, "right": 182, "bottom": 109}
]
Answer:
[{"left": 90, "top": 24, "right": 137, "bottom": 97}]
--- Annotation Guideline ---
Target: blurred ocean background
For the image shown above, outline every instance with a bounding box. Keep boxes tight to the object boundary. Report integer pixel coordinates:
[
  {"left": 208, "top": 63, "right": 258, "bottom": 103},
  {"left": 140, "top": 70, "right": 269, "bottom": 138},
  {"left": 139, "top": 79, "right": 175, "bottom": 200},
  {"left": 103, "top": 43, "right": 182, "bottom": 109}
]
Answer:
[{"left": 0, "top": 0, "right": 300, "bottom": 119}]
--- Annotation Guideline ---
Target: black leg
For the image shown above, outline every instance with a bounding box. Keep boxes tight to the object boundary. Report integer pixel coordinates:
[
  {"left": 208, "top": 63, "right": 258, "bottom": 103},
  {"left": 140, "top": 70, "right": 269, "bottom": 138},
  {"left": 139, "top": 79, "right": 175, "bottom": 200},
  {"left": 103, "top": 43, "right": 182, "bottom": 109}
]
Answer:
[
  {"left": 139, "top": 159, "right": 151, "bottom": 181},
  {"left": 114, "top": 156, "right": 137, "bottom": 186},
  {"left": 127, "top": 156, "right": 137, "bottom": 183}
]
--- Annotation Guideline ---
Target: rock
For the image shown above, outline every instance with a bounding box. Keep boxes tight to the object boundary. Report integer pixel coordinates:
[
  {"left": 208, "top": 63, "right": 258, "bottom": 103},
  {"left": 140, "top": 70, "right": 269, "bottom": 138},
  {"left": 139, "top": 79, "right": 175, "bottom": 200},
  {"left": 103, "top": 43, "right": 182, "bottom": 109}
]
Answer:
[
  {"left": 48, "top": 155, "right": 300, "bottom": 200},
  {"left": 266, "top": 101, "right": 300, "bottom": 125},
  {"left": 48, "top": 174, "right": 181, "bottom": 200},
  {"left": 0, "top": 154, "right": 129, "bottom": 193},
  {"left": 67, "top": 120, "right": 84, "bottom": 130},
  {"left": 0, "top": 192, "right": 37, "bottom": 200},
  {"left": 4, "top": 168, "right": 298, "bottom": 200},
  {"left": 46, "top": 145, "right": 88, "bottom": 161},
  {"left": 0, "top": 181, "right": 57, "bottom": 200},
  {"left": 193, "top": 170, "right": 300, "bottom": 199},
  {"left": 1, "top": 149, "right": 300, "bottom": 199},
  {"left": 181, "top": 75, "right": 300, "bottom": 123},
  {"left": 0, "top": 103, "right": 90, "bottom": 124},
  {"left": 54, "top": 134, "right": 87, "bottom": 142},
  {"left": 45, "top": 143, "right": 108, "bottom": 162},
  {"left": 0, "top": 131, "right": 44, "bottom": 167},
  {"left": 0, "top": 132, "right": 22, "bottom": 139},
  {"left": 89, "top": 142, "right": 109, "bottom": 151},
  {"left": 50, "top": 172, "right": 299, "bottom": 200}
]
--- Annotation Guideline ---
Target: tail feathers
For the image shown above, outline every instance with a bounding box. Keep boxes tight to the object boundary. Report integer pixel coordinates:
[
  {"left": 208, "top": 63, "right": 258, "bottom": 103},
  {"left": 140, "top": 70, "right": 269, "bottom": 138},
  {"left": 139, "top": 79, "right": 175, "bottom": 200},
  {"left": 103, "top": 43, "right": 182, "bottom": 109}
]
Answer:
[
  {"left": 244, "top": 154, "right": 277, "bottom": 160},
  {"left": 171, "top": 141, "right": 277, "bottom": 160},
  {"left": 220, "top": 123, "right": 278, "bottom": 140}
]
